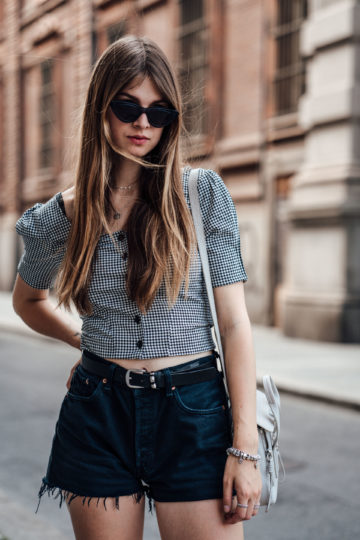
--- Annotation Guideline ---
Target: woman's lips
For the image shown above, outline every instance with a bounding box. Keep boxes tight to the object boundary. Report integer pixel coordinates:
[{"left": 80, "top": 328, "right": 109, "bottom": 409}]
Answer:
[{"left": 128, "top": 136, "right": 149, "bottom": 145}]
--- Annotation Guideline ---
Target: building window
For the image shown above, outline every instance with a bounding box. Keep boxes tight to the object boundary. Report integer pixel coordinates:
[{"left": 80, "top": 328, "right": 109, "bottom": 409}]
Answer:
[
  {"left": 39, "top": 59, "right": 54, "bottom": 169},
  {"left": 178, "top": 0, "right": 208, "bottom": 135},
  {"left": 274, "top": 0, "right": 307, "bottom": 116}
]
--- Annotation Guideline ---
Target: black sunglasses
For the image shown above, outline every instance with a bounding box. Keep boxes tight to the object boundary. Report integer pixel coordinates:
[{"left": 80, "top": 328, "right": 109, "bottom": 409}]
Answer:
[{"left": 109, "top": 100, "right": 179, "bottom": 128}]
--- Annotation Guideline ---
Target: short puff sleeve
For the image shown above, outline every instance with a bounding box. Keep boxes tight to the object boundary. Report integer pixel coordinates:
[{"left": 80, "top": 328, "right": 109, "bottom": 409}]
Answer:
[
  {"left": 15, "top": 193, "right": 71, "bottom": 289},
  {"left": 198, "top": 169, "right": 248, "bottom": 287}
]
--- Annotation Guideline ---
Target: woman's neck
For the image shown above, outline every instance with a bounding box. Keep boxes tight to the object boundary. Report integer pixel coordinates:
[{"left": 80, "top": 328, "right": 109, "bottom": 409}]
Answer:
[{"left": 111, "top": 156, "right": 141, "bottom": 188}]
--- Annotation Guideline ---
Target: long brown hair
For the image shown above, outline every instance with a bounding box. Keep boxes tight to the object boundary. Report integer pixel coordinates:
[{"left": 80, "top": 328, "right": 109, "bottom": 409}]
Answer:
[{"left": 55, "top": 35, "right": 197, "bottom": 316}]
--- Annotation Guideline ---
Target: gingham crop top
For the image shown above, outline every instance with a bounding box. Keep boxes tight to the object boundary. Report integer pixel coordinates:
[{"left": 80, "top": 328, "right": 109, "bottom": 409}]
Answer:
[{"left": 15, "top": 167, "right": 248, "bottom": 359}]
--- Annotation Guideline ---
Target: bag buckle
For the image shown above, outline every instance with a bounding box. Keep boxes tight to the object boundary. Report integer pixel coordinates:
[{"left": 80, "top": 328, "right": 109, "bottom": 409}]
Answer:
[
  {"left": 125, "top": 368, "right": 148, "bottom": 388},
  {"left": 213, "top": 350, "right": 222, "bottom": 372}
]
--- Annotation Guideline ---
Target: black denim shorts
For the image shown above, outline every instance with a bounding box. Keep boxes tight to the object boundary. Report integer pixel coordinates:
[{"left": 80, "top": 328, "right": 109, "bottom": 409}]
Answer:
[{"left": 36, "top": 349, "right": 235, "bottom": 514}]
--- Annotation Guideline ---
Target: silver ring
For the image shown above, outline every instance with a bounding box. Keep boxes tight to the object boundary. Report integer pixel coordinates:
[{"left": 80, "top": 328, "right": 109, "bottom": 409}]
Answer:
[
  {"left": 237, "top": 503, "right": 248, "bottom": 508},
  {"left": 254, "top": 504, "right": 260, "bottom": 509}
]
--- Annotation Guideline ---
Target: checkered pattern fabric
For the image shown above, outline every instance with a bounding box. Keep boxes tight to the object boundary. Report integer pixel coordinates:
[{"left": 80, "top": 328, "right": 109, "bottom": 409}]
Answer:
[{"left": 15, "top": 167, "right": 248, "bottom": 359}]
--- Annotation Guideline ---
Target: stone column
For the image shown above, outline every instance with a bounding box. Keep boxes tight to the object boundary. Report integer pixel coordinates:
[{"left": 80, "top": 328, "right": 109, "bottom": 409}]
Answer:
[{"left": 281, "top": 0, "right": 360, "bottom": 342}]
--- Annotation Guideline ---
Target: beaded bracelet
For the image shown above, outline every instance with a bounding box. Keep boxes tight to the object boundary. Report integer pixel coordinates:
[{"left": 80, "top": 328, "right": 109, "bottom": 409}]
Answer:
[{"left": 226, "top": 447, "right": 261, "bottom": 469}]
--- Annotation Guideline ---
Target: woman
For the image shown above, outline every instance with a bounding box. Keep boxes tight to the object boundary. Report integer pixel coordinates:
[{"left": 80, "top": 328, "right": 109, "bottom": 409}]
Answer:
[{"left": 12, "top": 35, "right": 261, "bottom": 540}]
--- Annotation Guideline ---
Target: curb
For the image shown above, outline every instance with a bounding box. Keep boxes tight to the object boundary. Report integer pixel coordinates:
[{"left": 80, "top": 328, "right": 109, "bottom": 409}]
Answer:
[{"left": 256, "top": 376, "right": 360, "bottom": 412}]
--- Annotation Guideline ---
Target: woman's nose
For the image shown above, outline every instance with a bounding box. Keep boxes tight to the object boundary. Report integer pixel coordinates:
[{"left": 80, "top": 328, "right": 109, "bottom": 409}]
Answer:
[{"left": 134, "top": 112, "right": 150, "bottom": 128}]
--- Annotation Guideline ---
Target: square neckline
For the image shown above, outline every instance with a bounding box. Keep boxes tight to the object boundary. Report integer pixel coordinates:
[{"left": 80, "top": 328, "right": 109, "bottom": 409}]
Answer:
[
  {"left": 55, "top": 192, "right": 127, "bottom": 237},
  {"left": 55, "top": 167, "right": 191, "bottom": 238}
]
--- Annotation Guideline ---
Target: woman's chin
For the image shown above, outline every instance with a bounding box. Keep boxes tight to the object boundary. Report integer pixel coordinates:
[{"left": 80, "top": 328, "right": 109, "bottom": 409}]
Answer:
[{"left": 128, "top": 146, "right": 152, "bottom": 158}]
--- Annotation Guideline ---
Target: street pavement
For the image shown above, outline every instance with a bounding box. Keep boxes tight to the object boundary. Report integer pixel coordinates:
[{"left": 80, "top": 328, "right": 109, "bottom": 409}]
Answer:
[{"left": 1, "top": 290, "right": 359, "bottom": 539}]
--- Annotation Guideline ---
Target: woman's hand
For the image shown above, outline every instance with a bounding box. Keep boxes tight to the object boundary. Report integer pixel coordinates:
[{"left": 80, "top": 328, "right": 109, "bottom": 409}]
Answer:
[
  {"left": 66, "top": 358, "right": 81, "bottom": 390},
  {"left": 223, "top": 455, "right": 262, "bottom": 524}
]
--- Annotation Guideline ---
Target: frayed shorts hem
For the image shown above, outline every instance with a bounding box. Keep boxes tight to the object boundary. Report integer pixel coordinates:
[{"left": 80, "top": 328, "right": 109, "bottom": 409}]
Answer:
[{"left": 35, "top": 477, "right": 155, "bottom": 515}]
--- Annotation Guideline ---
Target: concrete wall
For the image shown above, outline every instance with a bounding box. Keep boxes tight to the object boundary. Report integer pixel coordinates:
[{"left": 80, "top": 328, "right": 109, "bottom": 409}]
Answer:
[{"left": 280, "top": 0, "right": 360, "bottom": 341}]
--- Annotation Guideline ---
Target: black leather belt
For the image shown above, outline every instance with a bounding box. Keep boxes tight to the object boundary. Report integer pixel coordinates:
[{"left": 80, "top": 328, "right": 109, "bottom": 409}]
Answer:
[{"left": 81, "top": 350, "right": 221, "bottom": 390}]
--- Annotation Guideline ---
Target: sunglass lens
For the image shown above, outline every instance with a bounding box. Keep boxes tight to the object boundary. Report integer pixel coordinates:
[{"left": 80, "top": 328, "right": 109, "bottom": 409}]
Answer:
[
  {"left": 147, "top": 108, "right": 178, "bottom": 128},
  {"left": 110, "top": 101, "right": 139, "bottom": 123}
]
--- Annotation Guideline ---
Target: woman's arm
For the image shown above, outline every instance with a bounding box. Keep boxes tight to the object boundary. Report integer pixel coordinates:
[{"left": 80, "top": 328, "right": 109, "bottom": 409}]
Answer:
[
  {"left": 214, "top": 281, "right": 258, "bottom": 451},
  {"left": 213, "top": 280, "right": 261, "bottom": 522},
  {"left": 13, "top": 185, "right": 80, "bottom": 348},
  {"left": 12, "top": 274, "right": 81, "bottom": 350}
]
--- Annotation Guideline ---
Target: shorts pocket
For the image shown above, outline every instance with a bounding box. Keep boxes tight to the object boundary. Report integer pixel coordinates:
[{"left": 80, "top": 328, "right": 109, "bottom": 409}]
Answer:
[
  {"left": 172, "top": 373, "right": 227, "bottom": 415},
  {"left": 67, "top": 364, "right": 103, "bottom": 402}
]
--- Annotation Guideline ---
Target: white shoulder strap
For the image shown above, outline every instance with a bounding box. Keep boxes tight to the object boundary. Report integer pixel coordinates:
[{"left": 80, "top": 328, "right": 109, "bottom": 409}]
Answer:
[{"left": 188, "top": 168, "right": 230, "bottom": 401}]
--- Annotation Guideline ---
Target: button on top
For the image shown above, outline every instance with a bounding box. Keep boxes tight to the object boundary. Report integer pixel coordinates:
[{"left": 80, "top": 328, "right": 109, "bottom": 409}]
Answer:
[
  {"left": 136, "top": 340, "right": 143, "bottom": 348},
  {"left": 122, "top": 252, "right": 128, "bottom": 260},
  {"left": 134, "top": 315, "right": 141, "bottom": 324},
  {"left": 118, "top": 231, "right": 126, "bottom": 241}
]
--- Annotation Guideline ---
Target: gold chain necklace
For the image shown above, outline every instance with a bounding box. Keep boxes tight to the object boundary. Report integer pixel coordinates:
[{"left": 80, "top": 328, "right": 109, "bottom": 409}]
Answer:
[
  {"left": 109, "top": 191, "right": 139, "bottom": 220},
  {"left": 111, "top": 179, "right": 138, "bottom": 191},
  {"left": 109, "top": 180, "right": 139, "bottom": 219}
]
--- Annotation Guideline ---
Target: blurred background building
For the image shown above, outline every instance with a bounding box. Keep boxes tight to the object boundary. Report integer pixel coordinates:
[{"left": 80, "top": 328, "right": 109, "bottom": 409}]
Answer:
[{"left": 0, "top": 0, "right": 359, "bottom": 343}]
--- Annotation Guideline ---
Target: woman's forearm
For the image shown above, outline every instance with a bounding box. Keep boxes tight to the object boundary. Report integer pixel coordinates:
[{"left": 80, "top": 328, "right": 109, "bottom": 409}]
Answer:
[
  {"left": 14, "top": 297, "right": 82, "bottom": 350},
  {"left": 221, "top": 316, "right": 258, "bottom": 453}
]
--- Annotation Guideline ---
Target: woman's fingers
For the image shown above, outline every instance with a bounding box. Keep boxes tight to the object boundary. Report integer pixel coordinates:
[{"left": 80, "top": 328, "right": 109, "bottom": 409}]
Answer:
[
  {"left": 252, "top": 501, "right": 260, "bottom": 516},
  {"left": 244, "top": 498, "right": 257, "bottom": 520},
  {"left": 66, "top": 358, "right": 81, "bottom": 390},
  {"left": 223, "top": 461, "right": 262, "bottom": 524},
  {"left": 234, "top": 494, "right": 249, "bottom": 521},
  {"left": 222, "top": 477, "right": 233, "bottom": 515}
]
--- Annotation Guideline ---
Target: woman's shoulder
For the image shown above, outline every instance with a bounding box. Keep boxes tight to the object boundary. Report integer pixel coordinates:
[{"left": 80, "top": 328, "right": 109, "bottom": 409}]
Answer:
[
  {"left": 183, "top": 166, "right": 238, "bottom": 228},
  {"left": 198, "top": 167, "right": 224, "bottom": 191},
  {"left": 183, "top": 166, "right": 224, "bottom": 188},
  {"left": 15, "top": 186, "right": 73, "bottom": 243},
  {"left": 183, "top": 166, "right": 230, "bottom": 205}
]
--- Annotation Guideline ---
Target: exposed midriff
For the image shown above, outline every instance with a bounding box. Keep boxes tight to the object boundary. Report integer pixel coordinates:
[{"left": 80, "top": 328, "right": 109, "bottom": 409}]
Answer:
[{"left": 104, "top": 349, "right": 214, "bottom": 372}]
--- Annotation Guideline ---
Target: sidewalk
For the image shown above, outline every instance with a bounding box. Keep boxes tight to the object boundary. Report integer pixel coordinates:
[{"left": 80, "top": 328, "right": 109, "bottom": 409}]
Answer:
[{"left": 2, "top": 290, "right": 359, "bottom": 409}]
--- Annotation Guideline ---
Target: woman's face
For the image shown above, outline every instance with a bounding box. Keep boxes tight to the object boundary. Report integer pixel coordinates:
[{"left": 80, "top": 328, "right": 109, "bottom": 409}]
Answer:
[{"left": 107, "top": 76, "right": 167, "bottom": 158}]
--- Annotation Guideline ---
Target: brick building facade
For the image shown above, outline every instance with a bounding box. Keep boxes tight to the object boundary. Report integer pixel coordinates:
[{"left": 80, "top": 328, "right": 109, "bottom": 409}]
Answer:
[{"left": 0, "top": 0, "right": 359, "bottom": 342}]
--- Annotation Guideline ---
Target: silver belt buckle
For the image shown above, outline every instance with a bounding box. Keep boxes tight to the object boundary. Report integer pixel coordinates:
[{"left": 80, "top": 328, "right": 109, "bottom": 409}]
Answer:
[{"left": 125, "top": 368, "right": 147, "bottom": 388}]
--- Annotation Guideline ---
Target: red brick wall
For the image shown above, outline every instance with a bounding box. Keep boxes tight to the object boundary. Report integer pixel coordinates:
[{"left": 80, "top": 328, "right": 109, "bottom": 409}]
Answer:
[{"left": 1, "top": 0, "right": 297, "bottom": 330}]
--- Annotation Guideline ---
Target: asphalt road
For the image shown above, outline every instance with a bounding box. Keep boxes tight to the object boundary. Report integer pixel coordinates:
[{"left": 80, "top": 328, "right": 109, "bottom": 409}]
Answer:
[{"left": 1, "top": 331, "right": 359, "bottom": 540}]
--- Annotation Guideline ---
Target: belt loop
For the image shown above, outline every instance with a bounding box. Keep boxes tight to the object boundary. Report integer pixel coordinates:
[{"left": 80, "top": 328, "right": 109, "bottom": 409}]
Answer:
[
  {"left": 163, "top": 368, "right": 174, "bottom": 397},
  {"left": 104, "top": 362, "right": 118, "bottom": 391}
]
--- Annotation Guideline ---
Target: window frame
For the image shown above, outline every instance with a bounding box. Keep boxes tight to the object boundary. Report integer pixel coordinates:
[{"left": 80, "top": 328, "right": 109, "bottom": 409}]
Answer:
[
  {"left": 272, "top": 0, "right": 307, "bottom": 117},
  {"left": 177, "top": 0, "right": 221, "bottom": 159}
]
